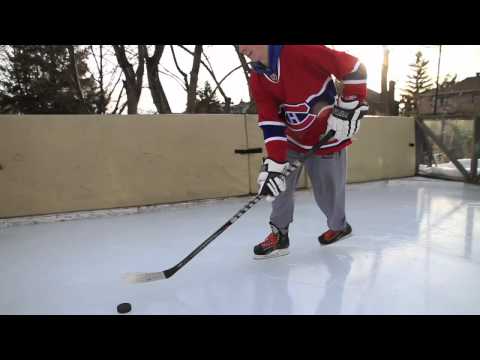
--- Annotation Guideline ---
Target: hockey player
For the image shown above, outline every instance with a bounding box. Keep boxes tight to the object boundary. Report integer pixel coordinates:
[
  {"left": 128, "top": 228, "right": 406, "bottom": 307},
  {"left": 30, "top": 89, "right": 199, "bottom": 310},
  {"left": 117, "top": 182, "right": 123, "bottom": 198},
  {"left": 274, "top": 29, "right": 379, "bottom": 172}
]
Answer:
[{"left": 238, "top": 45, "right": 369, "bottom": 259}]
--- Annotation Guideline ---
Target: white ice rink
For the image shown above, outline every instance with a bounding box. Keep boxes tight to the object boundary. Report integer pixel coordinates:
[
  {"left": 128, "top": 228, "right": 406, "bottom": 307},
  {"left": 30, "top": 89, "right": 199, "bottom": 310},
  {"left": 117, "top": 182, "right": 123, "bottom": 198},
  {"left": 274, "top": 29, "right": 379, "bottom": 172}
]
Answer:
[{"left": 1, "top": 177, "right": 479, "bottom": 315}]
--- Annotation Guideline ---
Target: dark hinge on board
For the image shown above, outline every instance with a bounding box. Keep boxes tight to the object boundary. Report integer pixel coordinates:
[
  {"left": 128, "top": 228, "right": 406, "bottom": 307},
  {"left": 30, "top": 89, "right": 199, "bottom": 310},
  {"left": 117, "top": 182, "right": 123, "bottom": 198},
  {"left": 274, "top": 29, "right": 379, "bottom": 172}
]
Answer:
[{"left": 234, "top": 148, "right": 263, "bottom": 155}]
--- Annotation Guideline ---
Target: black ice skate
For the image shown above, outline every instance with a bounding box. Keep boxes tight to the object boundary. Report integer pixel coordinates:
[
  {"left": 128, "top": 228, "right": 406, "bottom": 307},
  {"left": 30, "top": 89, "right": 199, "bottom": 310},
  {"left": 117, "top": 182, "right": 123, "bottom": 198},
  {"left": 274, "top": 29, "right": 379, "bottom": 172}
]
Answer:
[
  {"left": 254, "top": 223, "right": 289, "bottom": 260},
  {"left": 318, "top": 223, "right": 352, "bottom": 245}
]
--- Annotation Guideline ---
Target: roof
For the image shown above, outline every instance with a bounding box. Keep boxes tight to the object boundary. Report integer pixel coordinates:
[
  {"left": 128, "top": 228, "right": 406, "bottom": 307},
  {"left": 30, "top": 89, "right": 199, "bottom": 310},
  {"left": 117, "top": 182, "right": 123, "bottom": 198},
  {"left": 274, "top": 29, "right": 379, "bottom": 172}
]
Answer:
[
  {"left": 367, "top": 89, "right": 382, "bottom": 103},
  {"left": 421, "top": 75, "right": 480, "bottom": 96}
]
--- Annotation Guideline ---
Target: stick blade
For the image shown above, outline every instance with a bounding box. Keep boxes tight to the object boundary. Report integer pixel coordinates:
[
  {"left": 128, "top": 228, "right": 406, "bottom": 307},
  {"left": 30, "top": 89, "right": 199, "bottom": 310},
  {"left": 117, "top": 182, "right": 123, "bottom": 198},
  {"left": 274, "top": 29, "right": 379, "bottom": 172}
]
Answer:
[{"left": 123, "top": 271, "right": 167, "bottom": 284}]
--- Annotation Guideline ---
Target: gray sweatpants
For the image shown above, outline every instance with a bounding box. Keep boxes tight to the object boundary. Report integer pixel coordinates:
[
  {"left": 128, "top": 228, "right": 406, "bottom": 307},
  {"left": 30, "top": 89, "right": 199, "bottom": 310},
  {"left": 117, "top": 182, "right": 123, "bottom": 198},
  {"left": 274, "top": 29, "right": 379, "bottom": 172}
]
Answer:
[{"left": 270, "top": 148, "right": 347, "bottom": 232}]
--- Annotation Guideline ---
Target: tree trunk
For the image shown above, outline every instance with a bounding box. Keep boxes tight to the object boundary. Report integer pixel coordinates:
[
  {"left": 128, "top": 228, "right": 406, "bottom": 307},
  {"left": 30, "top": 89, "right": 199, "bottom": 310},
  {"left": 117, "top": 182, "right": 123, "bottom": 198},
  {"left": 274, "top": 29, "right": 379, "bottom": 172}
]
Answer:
[
  {"left": 176, "top": 45, "right": 234, "bottom": 113},
  {"left": 67, "top": 45, "right": 89, "bottom": 113},
  {"left": 145, "top": 45, "right": 171, "bottom": 113},
  {"left": 135, "top": 45, "right": 146, "bottom": 99},
  {"left": 98, "top": 45, "right": 106, "bottom": 114},
  {"left": 186, "top": 45, "right": 202, "bottom": 113},
  {"left": 112, "top": 45, "right": 146, "bottom": 114},
  {"left": 234, "top": 45, "right": 255, "bottom": 112},
  {"left": 381, "top": 46, "right": 389, "bottom": 115}
]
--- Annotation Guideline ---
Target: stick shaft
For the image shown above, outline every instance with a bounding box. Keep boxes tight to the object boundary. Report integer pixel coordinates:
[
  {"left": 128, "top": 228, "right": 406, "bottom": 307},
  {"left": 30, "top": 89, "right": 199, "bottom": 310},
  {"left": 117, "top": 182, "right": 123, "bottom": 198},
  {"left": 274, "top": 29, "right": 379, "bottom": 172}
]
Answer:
[{"left": 163, "top": 130, "right": 336, "bottom": 278}]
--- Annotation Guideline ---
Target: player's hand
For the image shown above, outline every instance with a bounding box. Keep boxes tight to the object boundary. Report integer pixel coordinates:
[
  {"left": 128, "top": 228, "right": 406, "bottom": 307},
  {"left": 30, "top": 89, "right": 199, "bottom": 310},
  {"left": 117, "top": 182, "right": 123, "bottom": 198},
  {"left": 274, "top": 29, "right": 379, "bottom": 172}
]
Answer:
[
  {"left": 327, "top": 97, "right": 369, "bottom": 140},
  {"left": 257, "top": 158, "right": 289, "bottom": 202}
]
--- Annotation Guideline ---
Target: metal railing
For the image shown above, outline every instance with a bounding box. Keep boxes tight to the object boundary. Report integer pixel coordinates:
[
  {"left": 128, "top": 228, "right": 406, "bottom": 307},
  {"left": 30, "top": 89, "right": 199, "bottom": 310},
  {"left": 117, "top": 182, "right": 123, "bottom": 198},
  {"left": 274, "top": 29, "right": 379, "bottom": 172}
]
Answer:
[{"left": 415, "top": 113, "right": 480, "bottom": 184}]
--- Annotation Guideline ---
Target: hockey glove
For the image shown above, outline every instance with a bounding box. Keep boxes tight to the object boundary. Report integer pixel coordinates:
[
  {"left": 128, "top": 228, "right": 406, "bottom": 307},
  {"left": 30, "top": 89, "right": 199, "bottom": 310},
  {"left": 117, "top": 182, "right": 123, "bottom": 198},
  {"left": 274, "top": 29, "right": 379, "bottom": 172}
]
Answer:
[
  {"left": 257, "top": 158, "right": 289, "bottom": 202},
  {"left": 327, "top": 97, "right": 369, "bottom": 140}
]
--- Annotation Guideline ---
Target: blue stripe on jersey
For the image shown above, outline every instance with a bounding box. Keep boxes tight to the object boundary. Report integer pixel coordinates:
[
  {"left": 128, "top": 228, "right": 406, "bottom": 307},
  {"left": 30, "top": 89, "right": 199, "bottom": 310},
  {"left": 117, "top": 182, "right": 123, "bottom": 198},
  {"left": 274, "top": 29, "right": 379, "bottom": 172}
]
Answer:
[
  {"left": 260, "top": 124, "right": 286, "bottom": 140},
  {"left": 268, "top": 45, "right": 283, "bottom": 75},
  {"left": 251, "top": 45, "right": 283, "bottom": 77},
  {"left": 306, "top": 78, "right": 337, "bottom": 108}
]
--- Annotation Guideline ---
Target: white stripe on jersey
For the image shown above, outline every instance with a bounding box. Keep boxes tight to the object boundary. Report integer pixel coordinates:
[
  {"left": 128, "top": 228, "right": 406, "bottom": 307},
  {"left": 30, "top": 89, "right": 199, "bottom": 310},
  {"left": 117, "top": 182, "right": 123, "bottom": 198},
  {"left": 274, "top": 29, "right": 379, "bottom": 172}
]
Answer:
[
  {"left": 343, "top": 79, "right": 367, "bottom": 85},
  {"left": 259, "top": 121, "right": 287, "bottom": 127},
  {"left": 305, "top": 77, "right": 333, "bottom": 103},
  {"left": 350, "top": 60, "right": 361, "bottom": 74},
  {"left": 262, "top": 58, "right": 281, "bottom": 84},
  {"left": 265, "top": 136, "right": 288, "bottom": 143}
]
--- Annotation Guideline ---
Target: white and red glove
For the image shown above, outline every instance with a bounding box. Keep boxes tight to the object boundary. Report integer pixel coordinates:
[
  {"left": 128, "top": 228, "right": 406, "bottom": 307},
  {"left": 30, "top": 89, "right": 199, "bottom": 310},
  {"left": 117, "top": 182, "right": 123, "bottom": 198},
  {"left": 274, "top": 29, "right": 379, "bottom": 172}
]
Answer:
[
  {"left": 327, "top": 97, "right": 369, "bottom": 140},
  {"left": 257, "top": 158, "right": 289, "bottom": 202}
]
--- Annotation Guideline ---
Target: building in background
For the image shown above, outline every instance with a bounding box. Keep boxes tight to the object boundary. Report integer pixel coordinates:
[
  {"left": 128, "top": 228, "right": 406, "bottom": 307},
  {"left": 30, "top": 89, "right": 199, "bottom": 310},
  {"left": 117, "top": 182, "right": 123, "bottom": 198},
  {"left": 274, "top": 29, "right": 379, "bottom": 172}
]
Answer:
[
  {"left": 367, "top": 85, "right": 399, "bottom": 116},
  {"left": 417, "top": 73, "right": 480, "bottom": 117}
]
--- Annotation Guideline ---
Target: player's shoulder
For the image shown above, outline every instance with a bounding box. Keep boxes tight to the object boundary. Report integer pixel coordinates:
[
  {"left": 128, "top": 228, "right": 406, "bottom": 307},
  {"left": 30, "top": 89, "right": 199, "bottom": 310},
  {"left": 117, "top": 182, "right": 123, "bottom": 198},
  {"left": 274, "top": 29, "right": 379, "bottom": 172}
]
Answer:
[
  {"left": 282, "top": 45, "right": 333, "bottom": 63},
  {"left": 283, "top": 44, "right": 331, "bottom": 54}
]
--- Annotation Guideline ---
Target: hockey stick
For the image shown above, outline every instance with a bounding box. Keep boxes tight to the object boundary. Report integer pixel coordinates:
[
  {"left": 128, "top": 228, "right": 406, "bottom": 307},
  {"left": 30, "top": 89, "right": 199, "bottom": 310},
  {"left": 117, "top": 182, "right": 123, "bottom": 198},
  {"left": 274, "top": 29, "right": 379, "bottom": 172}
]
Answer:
[{"left": 124, "top": 129, "right": 336, "bottom": 283}]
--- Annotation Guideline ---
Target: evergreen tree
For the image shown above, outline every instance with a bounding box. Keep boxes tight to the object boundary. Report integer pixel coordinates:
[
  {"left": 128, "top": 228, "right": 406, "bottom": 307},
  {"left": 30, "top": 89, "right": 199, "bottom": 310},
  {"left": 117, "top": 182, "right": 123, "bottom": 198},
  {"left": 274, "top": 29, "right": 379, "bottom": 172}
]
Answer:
[
  {"left": 440, "top": 73, "right": 457, "bottom": 89},
  {"left": 0, "top": 45, "right": 104, "bottom": 114},
  {"left": 193, "top": 81, "right": 223, "bottom": 113},
  {"left": 400, "top": 51, "right": 433, "bottom": 116}
]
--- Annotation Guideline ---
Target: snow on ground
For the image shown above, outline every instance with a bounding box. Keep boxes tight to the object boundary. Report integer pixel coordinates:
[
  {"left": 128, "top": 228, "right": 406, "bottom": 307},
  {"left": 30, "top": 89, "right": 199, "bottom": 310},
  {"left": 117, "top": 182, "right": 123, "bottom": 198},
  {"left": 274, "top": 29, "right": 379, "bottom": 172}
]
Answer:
[{"left": 419, "top": 158, "right": 479, "bottom": 181}]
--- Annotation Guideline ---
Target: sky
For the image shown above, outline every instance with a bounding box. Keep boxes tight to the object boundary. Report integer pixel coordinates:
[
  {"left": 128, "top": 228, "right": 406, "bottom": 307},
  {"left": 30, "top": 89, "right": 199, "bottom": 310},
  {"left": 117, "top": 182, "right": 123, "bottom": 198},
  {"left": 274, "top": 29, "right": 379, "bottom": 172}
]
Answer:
[{"left": 97, "top": 45, "right": 480, "bottom": 114}]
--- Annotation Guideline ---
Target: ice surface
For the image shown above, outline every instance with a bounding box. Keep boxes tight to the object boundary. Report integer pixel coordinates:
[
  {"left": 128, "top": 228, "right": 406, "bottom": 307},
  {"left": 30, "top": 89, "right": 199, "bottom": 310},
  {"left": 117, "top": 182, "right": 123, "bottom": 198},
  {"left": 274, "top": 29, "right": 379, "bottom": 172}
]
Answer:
[{"left": 1, "top": 177, "right": 479, "bottom": 314}]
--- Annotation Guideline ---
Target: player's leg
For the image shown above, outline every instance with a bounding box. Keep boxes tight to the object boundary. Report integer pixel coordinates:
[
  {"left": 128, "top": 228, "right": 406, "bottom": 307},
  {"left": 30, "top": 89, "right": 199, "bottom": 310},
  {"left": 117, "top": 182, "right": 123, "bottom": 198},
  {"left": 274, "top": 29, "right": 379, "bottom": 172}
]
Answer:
[
  {"left": 304, "top": 149, "right": 352, "bottom": 245},
  {"left": 254, "top": 151, "right": 303, "bottom": 259}
]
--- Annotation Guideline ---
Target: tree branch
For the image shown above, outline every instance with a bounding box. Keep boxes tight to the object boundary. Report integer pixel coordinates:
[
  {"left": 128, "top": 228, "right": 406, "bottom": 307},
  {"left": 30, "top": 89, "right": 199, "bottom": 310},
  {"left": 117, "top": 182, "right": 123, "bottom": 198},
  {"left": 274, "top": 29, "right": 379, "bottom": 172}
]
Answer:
[
  {"left": 118, "top": 100, "right": 128, "bottom": 114},
  {"left": 208, "top": 64, "right": 243, "bottom": 103},
  {"left": 170, "top": 45, "right": 189, "bottom": 90},
  {"left": 177, "top": 45, "right": 229, "bottom": 103},
  {"left": 186, "top": 45, "right": 202, "bottom": 113},
  {"left": 67, "top": 45, "right": 85, "bottom": 102},
  {"left": 112, "top": 45, "right": 145, "bottom": 114},
  {"left": 111, "top": 84, "right": 125, "bottom": 114},
  {"left": 145, "top": 45, "right": 171, "bottom": 113},
  {"left": 234, "top": 45, "right": 253, "bottom": 102},
  {"left": 200, "top": 48, "right": 229, "bottom": 102},
  {"left": 159, "top": 65, "right": 187, "bottom": 90}
]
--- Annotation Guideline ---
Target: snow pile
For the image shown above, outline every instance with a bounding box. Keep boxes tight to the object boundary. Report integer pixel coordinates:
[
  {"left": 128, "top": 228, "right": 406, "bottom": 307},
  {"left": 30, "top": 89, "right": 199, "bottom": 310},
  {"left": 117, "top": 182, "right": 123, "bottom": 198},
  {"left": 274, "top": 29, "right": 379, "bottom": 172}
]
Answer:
[
  {"left": 419, "top": 158, "right": 480, "bottom": 180},
  {"left": 0, "top": 197, "right": 234, "bottom": 230}
]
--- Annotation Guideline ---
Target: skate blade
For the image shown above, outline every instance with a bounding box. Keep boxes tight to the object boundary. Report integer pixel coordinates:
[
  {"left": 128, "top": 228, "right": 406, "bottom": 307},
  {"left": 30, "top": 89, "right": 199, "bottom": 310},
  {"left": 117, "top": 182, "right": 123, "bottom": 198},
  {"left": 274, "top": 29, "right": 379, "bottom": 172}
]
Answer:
[{"left": 254, "top": 248, "right": 289, "bottom": 260}]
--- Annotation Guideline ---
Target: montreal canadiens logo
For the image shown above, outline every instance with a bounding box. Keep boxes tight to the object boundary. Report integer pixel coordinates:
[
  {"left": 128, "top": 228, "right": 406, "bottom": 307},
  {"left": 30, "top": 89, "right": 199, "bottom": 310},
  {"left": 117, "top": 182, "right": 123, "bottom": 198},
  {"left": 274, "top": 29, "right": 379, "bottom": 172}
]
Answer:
[{"left": 282, "top": 103, "right": 316, "bottom": 132}]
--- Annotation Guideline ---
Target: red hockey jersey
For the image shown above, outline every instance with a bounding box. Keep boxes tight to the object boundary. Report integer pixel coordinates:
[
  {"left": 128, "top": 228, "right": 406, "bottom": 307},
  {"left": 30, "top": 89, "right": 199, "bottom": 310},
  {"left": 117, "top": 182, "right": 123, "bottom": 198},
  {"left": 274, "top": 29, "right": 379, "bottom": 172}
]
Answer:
[{"left": 249, "top": 45, "right": 367, "bottom": 163}]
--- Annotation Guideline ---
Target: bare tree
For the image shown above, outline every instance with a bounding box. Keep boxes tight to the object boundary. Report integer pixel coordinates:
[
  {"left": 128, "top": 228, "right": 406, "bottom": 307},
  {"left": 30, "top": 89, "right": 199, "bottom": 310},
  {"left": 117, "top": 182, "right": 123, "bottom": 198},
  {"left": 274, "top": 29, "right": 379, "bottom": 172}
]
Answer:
[
  {"left": 112, "top": 45, "right": 146, "bottom": 114},
  {"left": 200, "top": 47, "right": 231, "bottom": 112},
  {"left": 0, "top": 45, "right": 10, "bottom": 86},
  {"left": 170, "top": 45, "right": 204, "bottom": 113},
  {"left": 234, "top": 45, "right": 251, "bottom": 92},
  {"left": 233, "top": 45, "right": 255, "bottom": 113},
  {"left": 381, "top": 45, "right": 389, "bottom": 114},
  {"left": 67, "top": 45, "right": 85, "bottom": 102},
  {"left": 88, "top": 45, "right": 107, "bottom": 113},
  {"left": 144, "top": 45, "right": 171, "bottom": 113},
  {"left": 87, "top": 45, "right": 128, "bottom": 114},
  {"left": 67, "top": 45, "right": 97, "bottom": 114},
  {"left": 186, "top": 45, "right": 202, "bottom": 113},
  {"left": 177, "top": 45, "right": 236, "bottom": 112}
]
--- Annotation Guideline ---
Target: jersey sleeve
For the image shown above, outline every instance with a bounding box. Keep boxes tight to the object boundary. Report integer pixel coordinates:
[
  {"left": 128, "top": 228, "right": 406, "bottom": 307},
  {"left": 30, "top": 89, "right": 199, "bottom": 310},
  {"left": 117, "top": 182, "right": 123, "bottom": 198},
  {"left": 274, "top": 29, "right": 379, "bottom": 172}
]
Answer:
[
  {"left": 250, "top": 74, "right": 288, "bottom": 163},
  {"left": 293, "top": 45, "right": 367, "bottom": 101}
]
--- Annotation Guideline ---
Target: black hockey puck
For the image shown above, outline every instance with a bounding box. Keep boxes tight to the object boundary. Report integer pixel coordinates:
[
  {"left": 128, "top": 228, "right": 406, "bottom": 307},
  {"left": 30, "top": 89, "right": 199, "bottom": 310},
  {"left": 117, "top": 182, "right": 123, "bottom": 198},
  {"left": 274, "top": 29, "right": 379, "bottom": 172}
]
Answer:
[{"left": 117, "top": 303, "right": 132, "bottom": 314}]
